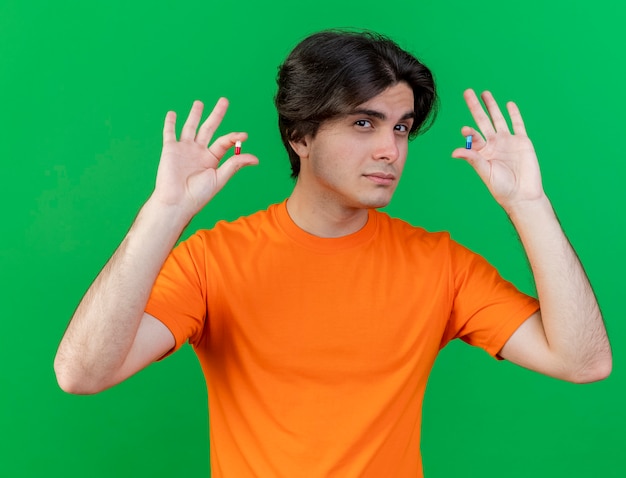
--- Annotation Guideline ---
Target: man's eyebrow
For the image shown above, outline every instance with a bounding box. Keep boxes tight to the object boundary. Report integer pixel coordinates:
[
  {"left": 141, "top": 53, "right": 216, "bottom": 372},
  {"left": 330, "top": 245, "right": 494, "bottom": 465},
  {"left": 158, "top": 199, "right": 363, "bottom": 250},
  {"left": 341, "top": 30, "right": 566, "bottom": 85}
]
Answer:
[{"left": 349, "top": 109, "right": 416, "bottom": 121}]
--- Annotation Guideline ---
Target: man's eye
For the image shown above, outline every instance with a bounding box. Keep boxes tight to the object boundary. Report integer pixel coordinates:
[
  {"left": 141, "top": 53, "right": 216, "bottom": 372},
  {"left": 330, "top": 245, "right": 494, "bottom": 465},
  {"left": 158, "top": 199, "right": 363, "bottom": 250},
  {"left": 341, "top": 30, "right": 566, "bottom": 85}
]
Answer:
[
  {"left": 395, "top": 124, "right": 409, "bottom": 133},
  {"left": 355, "top": 120, "right": 372, "bottom": 128}
]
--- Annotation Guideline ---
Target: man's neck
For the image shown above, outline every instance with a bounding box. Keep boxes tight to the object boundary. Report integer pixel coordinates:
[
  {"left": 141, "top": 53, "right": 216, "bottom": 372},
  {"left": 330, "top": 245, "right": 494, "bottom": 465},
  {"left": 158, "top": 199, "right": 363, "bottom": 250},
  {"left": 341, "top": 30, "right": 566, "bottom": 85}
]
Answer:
[{"left": 286, "top": 185, "right": 369, "bottom": 238}]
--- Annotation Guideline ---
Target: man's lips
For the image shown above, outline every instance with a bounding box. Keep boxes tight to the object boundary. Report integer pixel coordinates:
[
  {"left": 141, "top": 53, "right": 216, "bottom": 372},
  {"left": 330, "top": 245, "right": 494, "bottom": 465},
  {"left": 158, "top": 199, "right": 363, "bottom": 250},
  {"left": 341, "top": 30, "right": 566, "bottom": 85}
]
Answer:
[{"left": 363, "top": 172, "right": 396, "bottom": 185}]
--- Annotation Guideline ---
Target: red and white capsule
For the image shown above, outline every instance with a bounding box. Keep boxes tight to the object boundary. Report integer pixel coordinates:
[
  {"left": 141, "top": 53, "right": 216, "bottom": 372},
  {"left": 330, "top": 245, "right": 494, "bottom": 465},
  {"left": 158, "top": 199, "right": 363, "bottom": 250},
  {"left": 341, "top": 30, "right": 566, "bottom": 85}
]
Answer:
[{"left": 235, "top": 140, "right": 242, "bottom": 155}]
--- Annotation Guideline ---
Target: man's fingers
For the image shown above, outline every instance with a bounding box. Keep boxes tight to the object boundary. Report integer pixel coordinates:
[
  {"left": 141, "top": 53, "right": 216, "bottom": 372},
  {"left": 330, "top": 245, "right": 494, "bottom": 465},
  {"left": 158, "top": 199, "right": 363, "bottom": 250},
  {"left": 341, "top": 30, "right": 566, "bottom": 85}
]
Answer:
[
  {"left": 480, "top": 91, "right": 510, "bottom": 134},
  {"left": 196, "top": 98, "right": 230, "bottom": 147},
  {"left": 451, "top": 148, "right": 490, "bottom": 182},
  {"left": 207, "top": 133, "right": 249, "bottom": 162},
  {"left": 215, "top": 153, "right": 260, "bottom": 191},
  {"left": 163, "top": 111, "right": 177, "bottom": 144},
  {"left": 507, "top": 101, "right": 527, "bottom": 136},
  {"left": 164, "top": 98, "right": 231, "bottom": 147},
  {"left": 460, "top": 126, "right": 486, "bottom": 150},
  {"left": 463, "top": 89, "right": 496, "bottom": 138},
  {"left": 180, "top": 101, "right": 205, "bottom": 141}
]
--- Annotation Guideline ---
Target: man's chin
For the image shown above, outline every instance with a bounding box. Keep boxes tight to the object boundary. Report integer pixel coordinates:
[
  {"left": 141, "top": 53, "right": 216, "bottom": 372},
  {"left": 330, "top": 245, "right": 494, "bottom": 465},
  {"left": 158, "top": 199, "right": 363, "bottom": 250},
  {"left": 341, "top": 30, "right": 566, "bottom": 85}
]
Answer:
[{"left": 359, "top": 195, "right": 393, "bottom": 210}]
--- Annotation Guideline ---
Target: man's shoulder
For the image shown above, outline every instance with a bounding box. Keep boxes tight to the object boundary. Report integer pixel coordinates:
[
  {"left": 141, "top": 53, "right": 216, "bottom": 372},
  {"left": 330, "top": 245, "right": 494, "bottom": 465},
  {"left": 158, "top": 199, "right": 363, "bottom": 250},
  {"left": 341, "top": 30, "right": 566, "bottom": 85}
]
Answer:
[
  {"left": 374, "top": 210, "right": 452, "bottom": 246},
  {"left": 193, "top": 203, "right": 282, "bottom": 241}
]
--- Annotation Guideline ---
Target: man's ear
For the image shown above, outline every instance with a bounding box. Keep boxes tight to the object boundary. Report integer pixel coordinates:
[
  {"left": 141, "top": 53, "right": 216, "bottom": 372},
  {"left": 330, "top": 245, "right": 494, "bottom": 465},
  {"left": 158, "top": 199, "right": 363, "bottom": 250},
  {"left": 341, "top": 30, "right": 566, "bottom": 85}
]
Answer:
[{"left": 289, "top": 136, "right": 310, "bottom": 160}]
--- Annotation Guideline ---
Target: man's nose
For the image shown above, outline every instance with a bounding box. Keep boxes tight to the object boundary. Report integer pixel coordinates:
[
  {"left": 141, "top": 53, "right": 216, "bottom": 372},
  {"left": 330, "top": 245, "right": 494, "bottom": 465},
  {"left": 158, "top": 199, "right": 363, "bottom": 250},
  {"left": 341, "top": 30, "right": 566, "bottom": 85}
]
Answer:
[{"left": 373, "top": 130, "right": 399, "bottom": 163}]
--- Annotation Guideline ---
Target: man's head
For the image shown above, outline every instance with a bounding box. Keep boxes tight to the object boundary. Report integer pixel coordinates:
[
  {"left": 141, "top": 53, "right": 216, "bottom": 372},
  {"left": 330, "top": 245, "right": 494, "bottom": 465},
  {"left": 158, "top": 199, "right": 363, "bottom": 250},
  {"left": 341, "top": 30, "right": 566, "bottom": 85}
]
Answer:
[{"left": 275, "top": 30, "right": 438, "bottom": 178}]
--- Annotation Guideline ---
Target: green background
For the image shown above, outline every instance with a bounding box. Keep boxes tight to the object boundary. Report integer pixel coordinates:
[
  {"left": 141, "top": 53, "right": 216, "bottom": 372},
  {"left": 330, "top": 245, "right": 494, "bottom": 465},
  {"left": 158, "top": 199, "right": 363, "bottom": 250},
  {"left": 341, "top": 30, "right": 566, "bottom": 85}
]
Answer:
[{"left": 2, "top": 0, "right": 624, "bottom": 476}]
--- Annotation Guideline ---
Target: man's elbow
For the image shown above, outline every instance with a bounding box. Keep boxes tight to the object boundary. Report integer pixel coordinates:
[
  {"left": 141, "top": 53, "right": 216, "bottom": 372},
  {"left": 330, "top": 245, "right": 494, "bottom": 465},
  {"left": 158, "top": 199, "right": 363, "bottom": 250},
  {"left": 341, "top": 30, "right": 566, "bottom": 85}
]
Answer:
[
  {"left": 54, "top": 355, "right": 108, "bottom": 395},
  {"left": 568, "top": 354, "right": 613, "bottom": 384}
]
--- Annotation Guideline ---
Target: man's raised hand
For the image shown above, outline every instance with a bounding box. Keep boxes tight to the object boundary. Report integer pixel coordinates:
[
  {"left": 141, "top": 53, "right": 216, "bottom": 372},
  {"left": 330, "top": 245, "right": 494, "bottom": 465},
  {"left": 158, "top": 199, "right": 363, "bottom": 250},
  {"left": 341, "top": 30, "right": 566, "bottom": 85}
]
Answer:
[
  {"left": 452, "top": 89, "right": 544, "bottom": 214},
  {"left": 153, "top": 98, "right": 258, "bottom": 220}
]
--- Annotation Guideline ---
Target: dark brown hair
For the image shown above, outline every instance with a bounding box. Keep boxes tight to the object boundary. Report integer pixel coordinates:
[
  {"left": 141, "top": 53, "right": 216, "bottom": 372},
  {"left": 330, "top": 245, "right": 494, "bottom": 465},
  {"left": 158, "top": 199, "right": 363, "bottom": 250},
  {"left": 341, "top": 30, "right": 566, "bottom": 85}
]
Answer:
[{"left": 275, "top": 29, "right": 438, "bottom": 177}]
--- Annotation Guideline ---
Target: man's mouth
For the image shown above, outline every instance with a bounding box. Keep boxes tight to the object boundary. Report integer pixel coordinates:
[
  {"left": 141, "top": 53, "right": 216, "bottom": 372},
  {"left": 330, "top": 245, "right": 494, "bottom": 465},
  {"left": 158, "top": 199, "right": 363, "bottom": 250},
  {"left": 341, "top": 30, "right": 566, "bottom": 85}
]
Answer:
[{"left": 363, "top": 172, "right": 396, "bottom": 185}]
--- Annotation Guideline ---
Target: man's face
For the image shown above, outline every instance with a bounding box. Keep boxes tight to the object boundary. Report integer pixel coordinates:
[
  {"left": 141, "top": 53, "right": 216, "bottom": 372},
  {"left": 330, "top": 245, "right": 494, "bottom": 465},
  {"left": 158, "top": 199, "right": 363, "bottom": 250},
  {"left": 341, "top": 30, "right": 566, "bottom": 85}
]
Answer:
[{"left": 295, "top": 82, "right": 415, "bottom": 212}]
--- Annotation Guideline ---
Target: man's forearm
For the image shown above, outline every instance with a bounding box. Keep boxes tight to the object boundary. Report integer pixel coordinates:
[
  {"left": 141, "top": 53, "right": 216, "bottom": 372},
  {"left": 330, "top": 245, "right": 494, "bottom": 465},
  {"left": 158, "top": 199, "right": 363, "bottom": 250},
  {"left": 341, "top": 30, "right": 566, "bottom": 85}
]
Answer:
[
  {"left": 507, "top": 195, "right": 612, "bottom": 382},
  {"left": 54, "top": 197, "right": 189, "bottom": 393}
]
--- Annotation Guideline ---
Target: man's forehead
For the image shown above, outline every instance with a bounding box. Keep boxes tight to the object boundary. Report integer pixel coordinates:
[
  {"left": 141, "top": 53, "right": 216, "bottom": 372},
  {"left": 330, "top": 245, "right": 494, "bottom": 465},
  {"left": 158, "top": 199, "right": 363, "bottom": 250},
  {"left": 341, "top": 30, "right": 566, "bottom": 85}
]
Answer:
[
  {"left": 353, "top": 82, "right": 415, "bottom": 116},
  {"left": 355, "top": 82, "right": 414, "bottom": 110}
]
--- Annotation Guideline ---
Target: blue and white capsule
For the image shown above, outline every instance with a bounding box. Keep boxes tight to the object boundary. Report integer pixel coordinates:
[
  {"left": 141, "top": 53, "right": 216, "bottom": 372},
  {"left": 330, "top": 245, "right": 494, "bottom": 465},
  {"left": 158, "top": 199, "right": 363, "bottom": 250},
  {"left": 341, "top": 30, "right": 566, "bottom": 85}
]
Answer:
[{"left": 465, "top": 135, "right": 473, "bottom": 149}]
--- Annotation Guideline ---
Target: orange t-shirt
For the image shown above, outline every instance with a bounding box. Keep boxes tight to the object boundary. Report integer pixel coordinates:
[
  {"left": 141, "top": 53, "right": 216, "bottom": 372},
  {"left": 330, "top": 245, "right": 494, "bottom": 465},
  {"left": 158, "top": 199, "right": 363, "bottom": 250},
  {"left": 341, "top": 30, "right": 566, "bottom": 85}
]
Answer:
[{"left": 146, "top": 201, "right": 539, "bottom": 477}]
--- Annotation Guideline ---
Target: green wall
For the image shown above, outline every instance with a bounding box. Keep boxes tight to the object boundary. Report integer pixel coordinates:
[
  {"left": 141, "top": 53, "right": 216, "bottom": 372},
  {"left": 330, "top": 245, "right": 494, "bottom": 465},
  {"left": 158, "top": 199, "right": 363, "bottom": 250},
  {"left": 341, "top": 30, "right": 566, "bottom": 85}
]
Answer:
[{"left": 2, "top": 0, "right": 624, "bottom": 476}]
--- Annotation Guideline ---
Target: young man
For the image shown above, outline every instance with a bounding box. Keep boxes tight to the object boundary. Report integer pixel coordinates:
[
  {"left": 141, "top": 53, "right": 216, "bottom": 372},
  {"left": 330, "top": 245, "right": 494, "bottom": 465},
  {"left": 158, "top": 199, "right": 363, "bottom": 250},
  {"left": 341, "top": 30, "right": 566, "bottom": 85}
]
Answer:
[{"left": 55, "top": 31, "right": 611, "bottom": 477}]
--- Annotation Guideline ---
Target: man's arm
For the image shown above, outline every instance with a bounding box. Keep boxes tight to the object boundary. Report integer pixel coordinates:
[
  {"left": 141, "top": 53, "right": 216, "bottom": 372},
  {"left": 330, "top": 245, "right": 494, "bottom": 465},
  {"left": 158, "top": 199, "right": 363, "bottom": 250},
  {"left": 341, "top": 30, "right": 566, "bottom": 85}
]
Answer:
[
  {"left": 54, "top": 98, "right": 258, "bottom": 394},
  {"left": 452, "top": 89, "right": 611, "bottom": 383}
]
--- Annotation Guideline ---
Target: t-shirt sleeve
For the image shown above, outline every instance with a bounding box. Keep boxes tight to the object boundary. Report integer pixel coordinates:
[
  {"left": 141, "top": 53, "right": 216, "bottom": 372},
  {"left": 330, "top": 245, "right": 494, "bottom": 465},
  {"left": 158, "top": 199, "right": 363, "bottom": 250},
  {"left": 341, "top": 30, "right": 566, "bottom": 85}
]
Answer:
[
  {"left": 440, "top": 239, "right": 540, "bottom": 359},
  {"left": 145, "top": 232, "right": 209, "bottom": 356}
]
